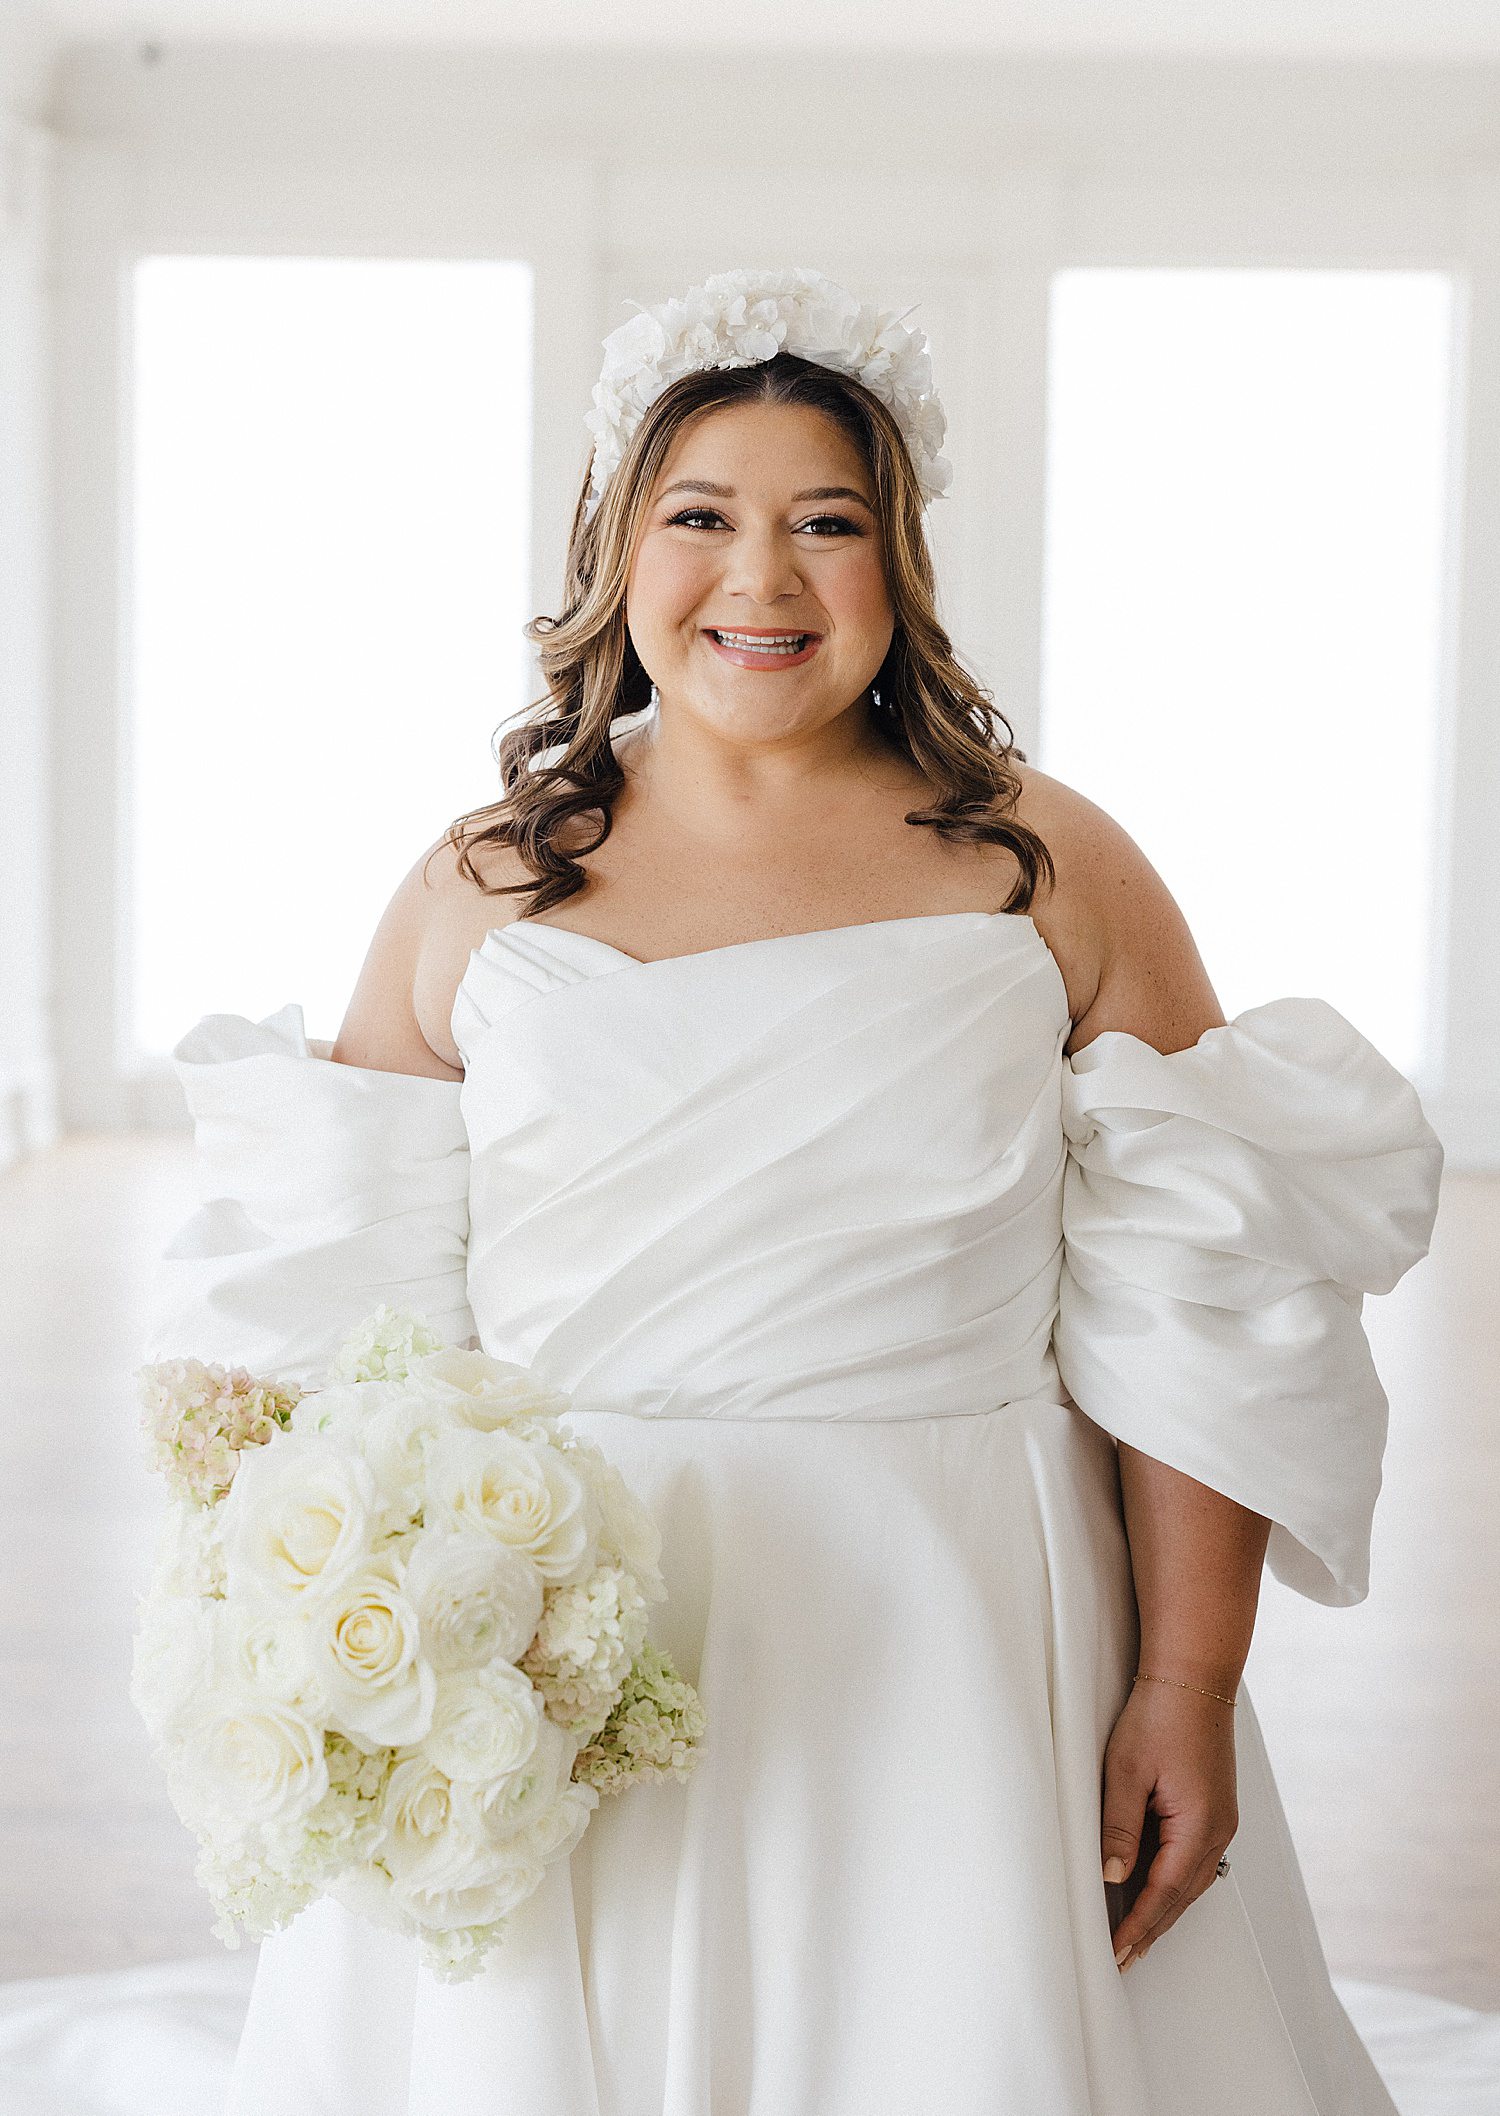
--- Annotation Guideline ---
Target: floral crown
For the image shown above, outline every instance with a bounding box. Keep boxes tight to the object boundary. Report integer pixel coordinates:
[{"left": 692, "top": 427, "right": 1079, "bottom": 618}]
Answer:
[{"left": 581, "top": 265, "right": 954, "bottom": 527}]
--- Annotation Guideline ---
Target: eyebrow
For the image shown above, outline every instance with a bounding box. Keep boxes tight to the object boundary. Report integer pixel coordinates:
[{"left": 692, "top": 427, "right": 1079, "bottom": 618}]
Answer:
[{"left": 658, "top": 478, "right": 875, "bottom": 512}]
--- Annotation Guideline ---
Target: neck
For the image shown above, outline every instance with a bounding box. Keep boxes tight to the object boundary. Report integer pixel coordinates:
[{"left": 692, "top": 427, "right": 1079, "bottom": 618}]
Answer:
[{"left": 624, "top": 692, "right": 899, "bottom": 836}]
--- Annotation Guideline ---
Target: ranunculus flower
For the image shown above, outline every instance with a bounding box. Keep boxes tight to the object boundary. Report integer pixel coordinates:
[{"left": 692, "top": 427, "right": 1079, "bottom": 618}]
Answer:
[
  {"left": 396, "top": 1837, "right": 544, "bottom": 1936},
  {"left": 422, "top": 1662, "right": 540, "bottom": 1784},
  {"left": 355, "top": 1393, "right": 452, "bottom": 1517},
  {"left": 403, "top": 1347, "right": 573, "bottom": 1432},
  {"left": 220, "top": 1598, "right": 320, "bottom": 1713},
  {"left": 472, "top": 1712, "right": 576, "bottom": 1842},
  {"left": 403, "top": 1529, "right": 543, "bottom": 1672}
]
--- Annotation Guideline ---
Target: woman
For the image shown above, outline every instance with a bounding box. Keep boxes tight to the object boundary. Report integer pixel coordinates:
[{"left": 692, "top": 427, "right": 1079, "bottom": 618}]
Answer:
[{"left": 146, "top": 267, "right": 1444, "bottom": 2113}]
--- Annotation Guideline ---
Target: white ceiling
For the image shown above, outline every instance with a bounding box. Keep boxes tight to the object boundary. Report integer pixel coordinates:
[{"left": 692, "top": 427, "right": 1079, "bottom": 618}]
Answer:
[{"left": 32, "top": 0, "right": 1500, "bottom": 60}]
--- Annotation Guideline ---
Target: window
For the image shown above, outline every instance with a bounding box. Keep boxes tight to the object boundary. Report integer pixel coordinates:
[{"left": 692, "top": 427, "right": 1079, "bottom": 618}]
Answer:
[
  {"left": 1040, "top": 267, "right": 1453, "bottom": 1073},
  {"left": 128, "top": 255, "right": 533, "bottom": 1057}
]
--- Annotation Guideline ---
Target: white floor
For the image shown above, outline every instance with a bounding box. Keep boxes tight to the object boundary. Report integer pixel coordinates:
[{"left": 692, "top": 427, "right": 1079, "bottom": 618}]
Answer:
[{"left": 0, "top": 1952, "right": 1496, "bottom": 2116}]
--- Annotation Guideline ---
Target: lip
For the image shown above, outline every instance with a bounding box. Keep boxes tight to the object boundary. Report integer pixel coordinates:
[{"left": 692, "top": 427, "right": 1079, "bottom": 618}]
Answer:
[{"left": 702, "top": 627, "right": 822, "bottom": 670}]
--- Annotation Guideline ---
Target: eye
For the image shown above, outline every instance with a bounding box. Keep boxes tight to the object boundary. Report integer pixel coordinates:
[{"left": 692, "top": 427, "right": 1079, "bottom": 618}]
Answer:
[{"left": 666, "top": 506, "right": 861, "bottom": 538}]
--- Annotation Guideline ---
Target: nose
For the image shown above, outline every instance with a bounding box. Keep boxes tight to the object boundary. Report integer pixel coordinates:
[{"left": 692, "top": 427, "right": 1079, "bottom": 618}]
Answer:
[{"left": 720, "top": 526, "right": 806, "bottom": 609}]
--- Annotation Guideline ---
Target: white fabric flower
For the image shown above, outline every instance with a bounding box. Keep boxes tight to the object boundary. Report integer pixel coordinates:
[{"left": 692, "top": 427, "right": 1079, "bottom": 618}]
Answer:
[{"left": 583, "top": 265, "right": 953, "bottom": 523}]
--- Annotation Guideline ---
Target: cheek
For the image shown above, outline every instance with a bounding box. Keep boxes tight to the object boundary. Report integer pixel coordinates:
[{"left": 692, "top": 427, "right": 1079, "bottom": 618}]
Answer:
[
  {"left": 823, "top": 551, "right": 892, "bottom": 637},
  {"left": 628, "top": 540, "right": 711, "bottom": 636}
]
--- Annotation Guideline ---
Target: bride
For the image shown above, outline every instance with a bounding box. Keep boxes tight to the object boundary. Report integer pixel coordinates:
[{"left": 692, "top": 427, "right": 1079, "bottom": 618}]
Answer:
[{"left": 146, "top": 266, "right": 1444, "bottom": 2114}]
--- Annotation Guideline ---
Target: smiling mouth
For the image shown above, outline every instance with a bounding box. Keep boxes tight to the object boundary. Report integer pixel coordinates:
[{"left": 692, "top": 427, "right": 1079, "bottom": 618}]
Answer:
[{"left": 703, "top": 628, "right": 820, "bottom": 662}]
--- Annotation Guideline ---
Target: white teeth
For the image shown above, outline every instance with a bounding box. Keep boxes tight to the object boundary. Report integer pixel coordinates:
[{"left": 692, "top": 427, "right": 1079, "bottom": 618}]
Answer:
[{"left": 712, "top": 631, "right": 808, "bottom": 651}]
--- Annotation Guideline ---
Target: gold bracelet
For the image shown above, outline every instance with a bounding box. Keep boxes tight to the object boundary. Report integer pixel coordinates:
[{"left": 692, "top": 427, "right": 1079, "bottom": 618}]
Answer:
[{"left": 1133, "top": 1671, "right": 1238, "bottom": 1707}]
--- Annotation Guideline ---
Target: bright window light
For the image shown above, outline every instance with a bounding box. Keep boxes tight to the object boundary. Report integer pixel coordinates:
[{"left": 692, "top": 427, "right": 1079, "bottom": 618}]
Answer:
[
  {"left": 128, "top": 254, "right": 533, "bottom": 1060},
  {"left": 1039, "top": 268, "right": 1453, "bottom": 1076}
]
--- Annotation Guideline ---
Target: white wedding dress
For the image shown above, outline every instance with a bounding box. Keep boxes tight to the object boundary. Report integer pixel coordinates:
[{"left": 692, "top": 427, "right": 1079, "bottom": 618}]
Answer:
[{"left": 142, "top": 907, "right": 1445, "bottom": 2116}]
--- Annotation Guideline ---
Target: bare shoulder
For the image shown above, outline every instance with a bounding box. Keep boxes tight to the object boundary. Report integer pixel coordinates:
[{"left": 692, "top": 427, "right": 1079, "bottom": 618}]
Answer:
[
  {"left": 1007, "top": 760, "right": 1226, "bottom": 1058},
  {"left": 332, "top": 826, "right": 535, "bottom": 1080}
]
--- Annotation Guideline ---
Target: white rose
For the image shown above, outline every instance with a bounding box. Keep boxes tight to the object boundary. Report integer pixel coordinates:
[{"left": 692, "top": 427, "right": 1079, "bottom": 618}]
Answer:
[
  {"left": 222, "top": 1434, "right": 381, "bottom": 1602},
  {"left": 403, "top": 1530, "right": 543, "bottom": 1673},
  {"left": 422, "top": 1662, "right": 540, "bottom": 1785},
  {"left": 171, "top": 1694, "right": 328, "bottom": 1838},
  {"left": 303, "top": 1553, "right": 434, "bottom": 1747},
  {"left": 426, "top": 1427, "right": 593, "bottom": 1583},
  {"left": 377, "top": 1754, "right": 541, "bottom": 1931},
  {"left": 404, "top": 1348, "right": 573, "bottom": 1432},
  {"left": 381, "top": 1753, "right": 458, "bottom": 1859}
]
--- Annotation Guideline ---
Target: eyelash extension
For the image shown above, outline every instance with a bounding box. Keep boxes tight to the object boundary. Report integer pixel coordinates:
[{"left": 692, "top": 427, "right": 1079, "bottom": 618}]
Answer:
[{"left": 667, "top": 507, "right": 860, "bottom": 537}]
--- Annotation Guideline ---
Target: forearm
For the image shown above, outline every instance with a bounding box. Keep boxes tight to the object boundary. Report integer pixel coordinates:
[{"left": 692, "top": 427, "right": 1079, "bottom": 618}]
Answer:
[{"left": 1115, "top": 1442, "right": 1272, "bottom": 1691}]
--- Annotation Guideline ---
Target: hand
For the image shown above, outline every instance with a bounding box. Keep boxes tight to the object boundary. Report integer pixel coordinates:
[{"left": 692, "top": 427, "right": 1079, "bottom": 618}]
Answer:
[{"left": 1101, "top": 1676, "right": 1238, "bottom": 1970}]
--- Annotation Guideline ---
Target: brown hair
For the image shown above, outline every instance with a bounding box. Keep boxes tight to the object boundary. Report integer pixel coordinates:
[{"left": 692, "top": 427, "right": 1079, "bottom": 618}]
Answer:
[{"left": 431, "top": 349, "right": 1054, "bottom": 917}]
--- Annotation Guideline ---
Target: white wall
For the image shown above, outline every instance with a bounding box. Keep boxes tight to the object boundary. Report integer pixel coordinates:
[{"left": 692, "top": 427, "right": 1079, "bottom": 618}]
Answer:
[
  {"left": 0, "top": 10, "right": 57, "bottom": 1169},
  {"left": 30, "top": 39, "right": 1500, "bottom": 1164}
]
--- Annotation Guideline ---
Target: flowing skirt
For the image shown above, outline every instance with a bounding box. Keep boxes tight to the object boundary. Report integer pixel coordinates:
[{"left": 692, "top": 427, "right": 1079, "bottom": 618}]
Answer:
[{"left": 229, "top": 1392, "right": 1396, "bottom": 2116}]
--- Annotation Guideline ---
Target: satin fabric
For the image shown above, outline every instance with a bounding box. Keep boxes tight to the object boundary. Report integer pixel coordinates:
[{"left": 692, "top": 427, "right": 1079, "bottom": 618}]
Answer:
[{"left": 143, "top": 908, "right": 1444, "bottom": 2115}]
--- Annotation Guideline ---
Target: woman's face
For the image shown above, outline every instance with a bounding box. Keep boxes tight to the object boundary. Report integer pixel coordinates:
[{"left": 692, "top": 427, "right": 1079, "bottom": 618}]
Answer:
[{"left": 624, "top": 400, "right": 895, "bottom": 746}]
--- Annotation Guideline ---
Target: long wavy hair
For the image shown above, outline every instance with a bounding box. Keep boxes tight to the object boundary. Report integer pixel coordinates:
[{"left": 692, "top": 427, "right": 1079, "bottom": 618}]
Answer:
[{"left": 431, "top": 348, "right": 1054, "bottom": 918}]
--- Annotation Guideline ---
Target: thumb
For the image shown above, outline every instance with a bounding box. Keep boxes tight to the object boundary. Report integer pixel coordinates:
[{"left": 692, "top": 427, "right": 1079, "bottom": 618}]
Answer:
[{"left": 1100, "top": 1777, "right": 1147, "bottom": 1885}]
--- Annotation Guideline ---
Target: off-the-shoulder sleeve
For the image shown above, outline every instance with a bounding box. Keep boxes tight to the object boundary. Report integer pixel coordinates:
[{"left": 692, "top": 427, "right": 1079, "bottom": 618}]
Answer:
[
  {"left": 142, "top": 1001, "right": 477, "bottom": 1390},
  {"left": 1054, "top": 996, "right": 1444, "bottom": 1607}
]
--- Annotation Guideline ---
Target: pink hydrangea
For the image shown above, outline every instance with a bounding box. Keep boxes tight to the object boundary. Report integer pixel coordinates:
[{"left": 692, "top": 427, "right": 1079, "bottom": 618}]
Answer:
[{"left": 137, "top": 1357, "right": 302, "bottom": 1507}]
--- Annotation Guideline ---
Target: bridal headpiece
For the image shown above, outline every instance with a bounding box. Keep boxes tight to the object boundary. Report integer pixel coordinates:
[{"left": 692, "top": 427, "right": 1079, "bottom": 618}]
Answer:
[{"left": 581, "top": 265, "right": 954, "bottom": 527}]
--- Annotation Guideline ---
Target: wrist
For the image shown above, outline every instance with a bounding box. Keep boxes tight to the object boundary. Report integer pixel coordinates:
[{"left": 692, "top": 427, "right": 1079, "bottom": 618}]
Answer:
[
  {"left": 1134, "top": 1644, "right": 1248, "bottom": 1692},
  {"left": 1133, "top": 1668, "right": 1240, "bottom": 1705}
]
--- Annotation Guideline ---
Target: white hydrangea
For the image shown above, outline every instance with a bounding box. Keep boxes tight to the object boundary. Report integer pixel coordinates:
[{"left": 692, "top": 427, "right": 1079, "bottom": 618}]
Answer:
[
  {"left": 328, "top": 1303, "right": 445, "bottom": 1385},
  {"left": 522, "top": 1563, "right": 651, "bottom": 1738},
  {"left": 583, "top": 265, "right": 954, "bottom": 524}
]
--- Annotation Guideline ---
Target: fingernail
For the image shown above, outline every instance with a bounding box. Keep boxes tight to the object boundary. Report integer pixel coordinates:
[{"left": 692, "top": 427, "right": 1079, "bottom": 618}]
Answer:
[
  {"left": 1114, "top": 1944, "right": 1133, "bottom": 1967},
  {"left": 1103, "top": 1857, "right": 1127, "bottom": 1883}
]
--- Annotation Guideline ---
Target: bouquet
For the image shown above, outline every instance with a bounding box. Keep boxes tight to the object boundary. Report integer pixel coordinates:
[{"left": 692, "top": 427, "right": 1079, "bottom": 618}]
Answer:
[{"left": 129, "top": 1305, "right": 705, "bottom": 1981}]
